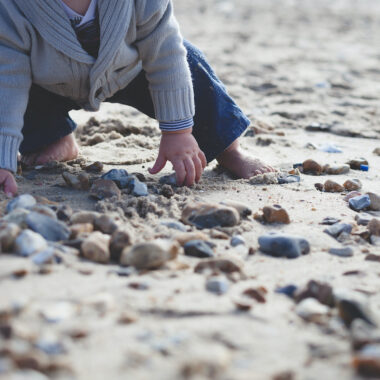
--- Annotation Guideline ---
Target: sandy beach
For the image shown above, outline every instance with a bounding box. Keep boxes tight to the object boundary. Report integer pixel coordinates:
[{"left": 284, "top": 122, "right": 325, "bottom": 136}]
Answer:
[{"left": 1, "top": 1, "right": 380, "bottom": 379}]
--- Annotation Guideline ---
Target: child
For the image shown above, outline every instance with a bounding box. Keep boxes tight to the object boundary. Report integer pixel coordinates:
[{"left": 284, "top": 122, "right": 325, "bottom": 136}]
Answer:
[{"left": 0, "top": 0, "right": 275, "bottom": 196}]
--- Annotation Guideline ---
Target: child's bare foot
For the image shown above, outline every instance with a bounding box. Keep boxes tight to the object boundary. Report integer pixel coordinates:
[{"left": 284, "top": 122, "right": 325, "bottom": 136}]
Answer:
[
  {"left": 217, "top": 140, "right": 276, "bottom": 179},
  {"left": 21, "top": 134, "right": 79, "bottom": 166}
]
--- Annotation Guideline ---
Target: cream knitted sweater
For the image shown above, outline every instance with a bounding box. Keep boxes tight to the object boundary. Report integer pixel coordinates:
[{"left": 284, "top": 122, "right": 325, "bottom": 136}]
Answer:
[{"left": 0, "top": 0, "right": 194, "bottom": 172}]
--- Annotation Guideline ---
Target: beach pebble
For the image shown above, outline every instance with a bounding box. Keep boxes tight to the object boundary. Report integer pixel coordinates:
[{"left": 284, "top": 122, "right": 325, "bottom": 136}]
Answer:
[
  {"left": 220, "top": 200, "right": 252, "bottom": 218},
  {"left": 347, "top": 158, "right": 369, "bottom": 170},
  {"left": 302, "top": 159, "right": 323, "bottom": 175},
  {"left": 353, "top": 344, "right": 380, "bottom": 378},
  {"left": 84, "top": 161, "right": 104, "bottom": 173},
  {"left": 161, "top": 220, "right": 187, "bottom": 232},
  {"left": 184, "top": 240, "right": 214, "bottom": 258},
  {"left": 25, "top": 212, "right": 70, "bottom": 242},
  {"left": 373, "top": 148, "right": 380, "bottom": 156},
  {"left": 159, "top": 173, "right": 177, "bottom": 186},
  {"left": 368, "top": 219, "right": 380, "bottom": 237},
  {"left": 321, "top": 217, "right": 341, "bottom": 225},
  {"left": 56, "top": 205, "right": 73, "bottom": 222},
  {"left": 323, "top": 164, "right": 350, "bottom": 175},
  {"left": 324, "top": 223, "right": 352, "bottom": 238},
  {"left": 294, "top": 280, "right": 335, "bottom": 307},
  {"left": 175, "top": 232, "right": 209, "bottom": 246},
  {"left": 370, "top": 236, "right": 380, "bottom": 246},
  {"left": 161, "top": 185, "right": 174, "bottom": 198},
  {"left": 32, "top": 205, "right": 57, "bottom": 220},
  {"left": 231, "top": 235, "right": 246, "bottom": 247},
  {"left": 277, "top": 174, "right": 301, "bottom": 184},
  {"left": 6, "top": 194, "right": 36, "bottom": 213},
  {"left": 349, "top": 195, "right": 371, "bottom": 211},
  {"left": 343, "top": 179, "right": 362, "bottom": 191},
  {"left": 355, "top": 213, "right": 374, "bottom": 226},
  {"left": 194, "top": 258, "right": 243, "bottom": 276},
  {"left": 62, "top": 172, "right": 89, "bottom": 190},
  {"left": 70, "top": 211, "right": 100, "bottom": 225},
  {"left": 314, "top": 183, "right": 324, "bottom": 191},
  {"left": 3, "top": 208, "right": 30, "bottom": 227},
  {"left": 110, "top": 229, "right": 132, "bottom": 263},
  {"left": 258, "top": 233, "right": 310, "bottom": 259},
  {"left": 32, "top": 248, "right": 55, "bottom": 266},
  {"left": 101, "top": 169, "right": 129, "bottom": 188},
  {"left": 367, "top": 193, "right": 380, "bottom": 211},
  {"left": 81, "top": 232, "right": 111, "bottom": 264},
  {"left": 182, "top": 202, "right": 240, "bottom": 229},
  {"left": 127, "top": 176, "right": 148, "bottom": 197},
  {"left": 120, "top": 239, "right": 179, "bottom": 269},
  {"left": 275, "top": 285, "right": 298, "bottom": 298},
  {"left": 261, "top": 205, "right": 290, "bottom": 224},
  {"left": 206, "top": 276, "right": 229, "bottom": 295},
  {"left": 0, "top": 223, "right": 21, "bottom": 252},
  {"left": 70, "top": 223, "right": 94, "bottom": 239},
  {"left": 90, "top": 179, "right": 121, "bottom": 200},
  {"left": 344, "top": 191, "right": 362, "bottom": 202},
  {"left": 328, "top": 246, "right": 354, "bottom": 257},
  {"left": 296, "top": 298, "right": 329, "bottom": 323},
  {"left": 93, "top": 215, "right": 118, "bottom": 235},
  {"left": 14, "top": 230, "right": 48, "bottom": 257},
  {"left": 323, "top": 180, "right": 344, "bottom": 193}
]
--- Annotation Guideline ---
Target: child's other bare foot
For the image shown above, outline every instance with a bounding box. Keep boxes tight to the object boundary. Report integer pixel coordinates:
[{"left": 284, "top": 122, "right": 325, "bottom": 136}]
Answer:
[
  {"left": 217, "top": 140, "right": 276, "bottom": 179},
  {"left": 21, "top": 134, "right": 79, "bottom": 166}
]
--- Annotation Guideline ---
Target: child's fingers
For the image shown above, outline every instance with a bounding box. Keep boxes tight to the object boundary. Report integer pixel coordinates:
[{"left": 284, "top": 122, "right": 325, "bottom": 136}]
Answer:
[
  {"left": 172, "top": 160, "right": 186, "bottom": 185},
  {"left": 193, "top": 155, "right": 203, "bottom": 183},
  {"left": 148, "top": 153, "right": 167, "bottom": 174},
  {"left": 199, "top": 151, "right": 207, "bottom": 169},
  {"left": 183, "top": 157, "right": 195, "bottom": 186},
  {"left": 1, "top": 172, "right": 17, "bottom": 196}
]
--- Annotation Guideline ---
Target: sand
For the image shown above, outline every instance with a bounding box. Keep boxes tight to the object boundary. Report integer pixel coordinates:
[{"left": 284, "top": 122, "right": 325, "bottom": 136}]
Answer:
[{"left": 1, "top": 0, "right": 380, "bottom": 379}]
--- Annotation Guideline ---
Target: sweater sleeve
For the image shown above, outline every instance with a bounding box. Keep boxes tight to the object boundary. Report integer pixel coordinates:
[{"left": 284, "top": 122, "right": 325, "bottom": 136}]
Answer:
[
  {"left": 0, "top": 8, "right": 32, "bottom": 173},
  {"left": 134, "top": 0, "right": 195, "bottom": 123}
]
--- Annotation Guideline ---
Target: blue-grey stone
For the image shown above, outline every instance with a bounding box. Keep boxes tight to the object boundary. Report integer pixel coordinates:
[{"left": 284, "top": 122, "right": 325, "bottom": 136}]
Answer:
[
  {"left": 328, "top": 247, "right": 354, "bottom": 257},
  {"left": 32, "top": 248, "right": 56, "bottom": 266},
  {"left": 161, "top": 220, "right": 187, "bottom": 232},
  {"left": 349, "top": 195, "right": 371, "bottom": 211},
  {"left": 231, "top": 235, "right": 246, "bottom": 247},
  {"left": 14, "top": 230, "right": 48, "bottom": 257},
  {"left": 278, "top": 175, "right": 301, "bottom": 184},
  {"left": 258, "top": 233, "right": 310, "bottom": 259},
  {"left": 275, "top": 285, "right": 298, "bottom": 298},
  {"left": 159, "top": 173, "right": 177, "bottom": 186},
  {"left": 101, "top": 169, "right": 129, "bottom": 188},
  {"left": 35, "top": 340, "right": 66, "bottom": 355},
  {"left": 324, "top": 223, "right": 352, "bottom": 238},
  {"left": 206, "top": 277, "right": 229, "bottom": 295},
  {"left": 25, "top": 212, "right": 70, "bottom": 242},
  {"left": 6, "top": 194, "right": 36, "bottom": 213},
  {"left": 128, "top": 176, "right": 148, "bottom": 197},
  {"left": 321, "top": 217, "right": 341, "bottom": 225},
  {"left": 184, "top": 240, "right": 214, "bottom": 258}
]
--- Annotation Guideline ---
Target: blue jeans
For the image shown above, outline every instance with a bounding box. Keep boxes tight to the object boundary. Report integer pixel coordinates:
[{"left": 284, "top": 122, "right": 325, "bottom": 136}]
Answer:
[{"left": 21, "top": 41, "right": 250, "bottom": 162}]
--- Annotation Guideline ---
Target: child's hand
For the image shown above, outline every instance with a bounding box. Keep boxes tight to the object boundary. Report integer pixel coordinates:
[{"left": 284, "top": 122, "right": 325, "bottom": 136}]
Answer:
[
  {"left": 149, "top": 129, "right": 207, "bottom": 186},
  {"left": 0, "top": 169, "right": 18, "bottom": 197}
]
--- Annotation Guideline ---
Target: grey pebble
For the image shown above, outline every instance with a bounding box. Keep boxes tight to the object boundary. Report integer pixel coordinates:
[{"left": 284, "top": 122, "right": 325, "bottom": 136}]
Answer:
[
  {"left": 277, "top": 175, "right": 301, "bottom": 184},
  {"left": 321, "top": 217, "right": 341, "bottom": 225},
  {"left": 355, "top": 213, "right": 374, "bottom": 226},
  {"left": 159, "top": 173, "right": 177, "bottom": 186},
  {"left": 328, "top": 247, "right": 354, "bottom": 257},
  {"left": 161, "top": 220, "right": 187, "bottom": 232},
  {"left": 231, "top": 235, "right": 246, "bottom": 247},
  {"left": 101, "top": 169, "right": 129, "bottom": 188},
  {"left": 206, "top": 276, "right": 229, "bottom": 295},
  {"left": 324, "top": 223, "right": 352, "bottom": 239},
  {"left": 349, "top": 195, "right": 371, "bottom": 212},
  {"left": 6, "top": 194, "right": 36, "bottom": 213},
  {"left": 32, "top": 248, "right": 56, "bottom": 266},
  {"left": 128, "top": 176, "right": 148, "bottom": 197},
  {"left": 184, "top": 240, "right": 214, "bottom": 258},
  {"left": 14, "top": 230, "right": 48, "bottom": 257}
]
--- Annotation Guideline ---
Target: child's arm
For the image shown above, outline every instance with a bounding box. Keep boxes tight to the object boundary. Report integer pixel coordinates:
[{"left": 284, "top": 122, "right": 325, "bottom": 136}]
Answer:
[{"left": 0, "top": 4, "right": 33, "bottom": 195}]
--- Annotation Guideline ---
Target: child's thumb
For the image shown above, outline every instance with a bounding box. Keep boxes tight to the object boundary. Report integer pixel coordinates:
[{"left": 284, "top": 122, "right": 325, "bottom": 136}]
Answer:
[
  {"left": 149, "top": 154, "right": 167, "bottom": 175},
  {"left": 3, "top": 173, "right": 18, "bottom": 197}
]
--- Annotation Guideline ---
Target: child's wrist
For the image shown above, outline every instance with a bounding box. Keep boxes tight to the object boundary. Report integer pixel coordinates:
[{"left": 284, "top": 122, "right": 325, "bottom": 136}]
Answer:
[{"left": 161, "top": 127, "right": 193, "bottom": 135}]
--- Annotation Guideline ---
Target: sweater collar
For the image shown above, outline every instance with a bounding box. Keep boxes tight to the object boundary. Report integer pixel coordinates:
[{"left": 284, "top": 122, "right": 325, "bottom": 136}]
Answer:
[{"left": 16, "top": 0, "right": 132, "bottom": 68}]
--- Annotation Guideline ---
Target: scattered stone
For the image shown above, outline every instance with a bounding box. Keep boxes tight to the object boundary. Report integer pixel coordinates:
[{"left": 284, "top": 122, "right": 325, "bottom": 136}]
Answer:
[
  {"left": 277, "top": 175, "right": 301, "bottom": 184},
  {"left": 0, "top": 223, "right": 21, "bottom": 252},
  {"left": 25, "top": 212, "right": 70, "bottom": 242},
  {"left": 84, "top": 161, "right": 104, "bottom": 173},
  {"left": 206, "top": 276, "right": 229, "bottom": 295},
  {"left": 90, "top": 179, "right": 121, "bottom": 200},
  {"left": 3, "top": 208, "right": 30, "bottom": 227},
  {"left": 161, "top": 220, "right": 187, "bottom": 232},
  {"left": 258, "top": 233, "right": 310, "bottom": 259},
  {"left": 70, "top": 223, "right": 94, "bottom": 239},
  {"left": 336, "top": 294, "right": 376, "bottom": 327},
  {"left": 353, "top": 344, "right": 380, "bottom": 378},
  {"left": 321, "top": 217, "right": 341, "bottom": 225},
  {"left": 243, "top": 287, "right": 267, "bottom": 303},
  {"left": 120, "top": 239, "right": 179, "bottom": 269},
  {"left": 249, "top": 172, "right": 278, "bottom": 184},
  {"left": 368, "top": 219, "right": 380, "bottom": 236},
  {"left": 31, "top": 248, "right": 56, "bottom": 266},
  {"left": 329, "top": 246, "right": 354, "bottom": 257},
  {"left": 220, "top": 200, "right": 252, "bottom": 218},
  {"left": 6, "top": 194, "right": 36, "bottom": 213},
  {"left": 344, "top": 191, "right": 362, "bottom": 202},
  {"left": 324, "top": 180, "right": 344, "bottom": 193},
  {"left": 275, "top": 285, "right": 298, "bottom": 298},
  {"left": 70, "top": 211, "right": 100, "bottom": 225},
  {"left": 181, "top": 202, "right": 240, "bottom": 229},
  {"left": 344, "top": 179, "right": 362, "bottom": 191},
  {"left": 62, "top": 172, "right": 89, "bottom": 190},
  {"left": 118, "top": 310, "right": 139, "bottom": 324},
  {"left": 302, "top": 159, "right": 323, "bottom": 175},
  {"left": 231, "top": 235, "right": 246, "bottom": 247},
  {"left": 101, "top": 169, "right": 129, "bottom": 188},
  {"left": 347, "top": 158, "right": 369, "bottom": 170},
  {"left": 323, "top": 164, "right": 350, "bottom": 175},
  {"left": 365, "top": 254, "right": 380, "bottom": 262},
  {"left": 324, "top": 223, "right": 352, "bottom": 238},
  {"left": 93, "top": 215, "right": 118, "bottom": 235},
  {"left": 371, "top": 236, "right": 380, "bottom": 246},
  {"left": 128, "top": 282, "right": 149, "bottom": 291},
  {"left": 56, "top": 205, "right": 73, "bottom": 222},
  {"left": 184, "top": 240, "right": 214, "bottom": 258},
  {"left": 175, "top": 232, "right": 209, "bottom": 246},
  {"left": 210, "top": 230, "right": 230, "bottom": 240},
  {"left": 373, "top": 148, "right": 380, "bottom": 156},
  {"left": 109, "top": 267, "right": 135, "bottom": 277},
  {"left": 127, "top": 176, "right": 148, "bottom": 197},
  {"left": 258, "top": 205, "right": 290, "bottom": 224},
  {"left": 349, "top": 195, "right": 371, "bottom": 212},
  {"left": 272, "top": 370, "right": 295, "bottom": 380},
  {"left": 296, "top": 298, "right": 329, "bottom": 323},
  {"left": 81, "top": 232, "right": 111, "bottom": 264},
  {"left": 314, "top": 183, "right": 324, "bottom": 191},
  {"left": 294, "top": 280, "right": 335, "bottom": 307},
  {"left": 367, "top": 193, "right": 380, "bottom": 211},
  {"left": 194, "top": 258, "right": 243, "bottom": 276},
  {"left": 161, "top": 185, "right": 174, "bottom": 198},
  {"left": 355, "top": 213, "right": 373, "bottom": 226},
  {"left": 14, "top": 230, "right": 48, "bottom": 257},
  {"left": 159, "top": 173, "right": 177, "bottom": 186}
]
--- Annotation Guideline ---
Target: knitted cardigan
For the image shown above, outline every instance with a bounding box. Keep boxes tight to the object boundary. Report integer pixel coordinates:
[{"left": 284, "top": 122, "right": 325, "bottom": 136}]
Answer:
[{"left": 0, "top": 0, "right": 194, "bottom": 172}]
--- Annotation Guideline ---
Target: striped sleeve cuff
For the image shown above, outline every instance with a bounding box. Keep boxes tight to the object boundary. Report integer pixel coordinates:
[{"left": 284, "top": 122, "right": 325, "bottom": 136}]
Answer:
[{"left": 159, "top": 117, "right": 194, "bottom": 132}]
